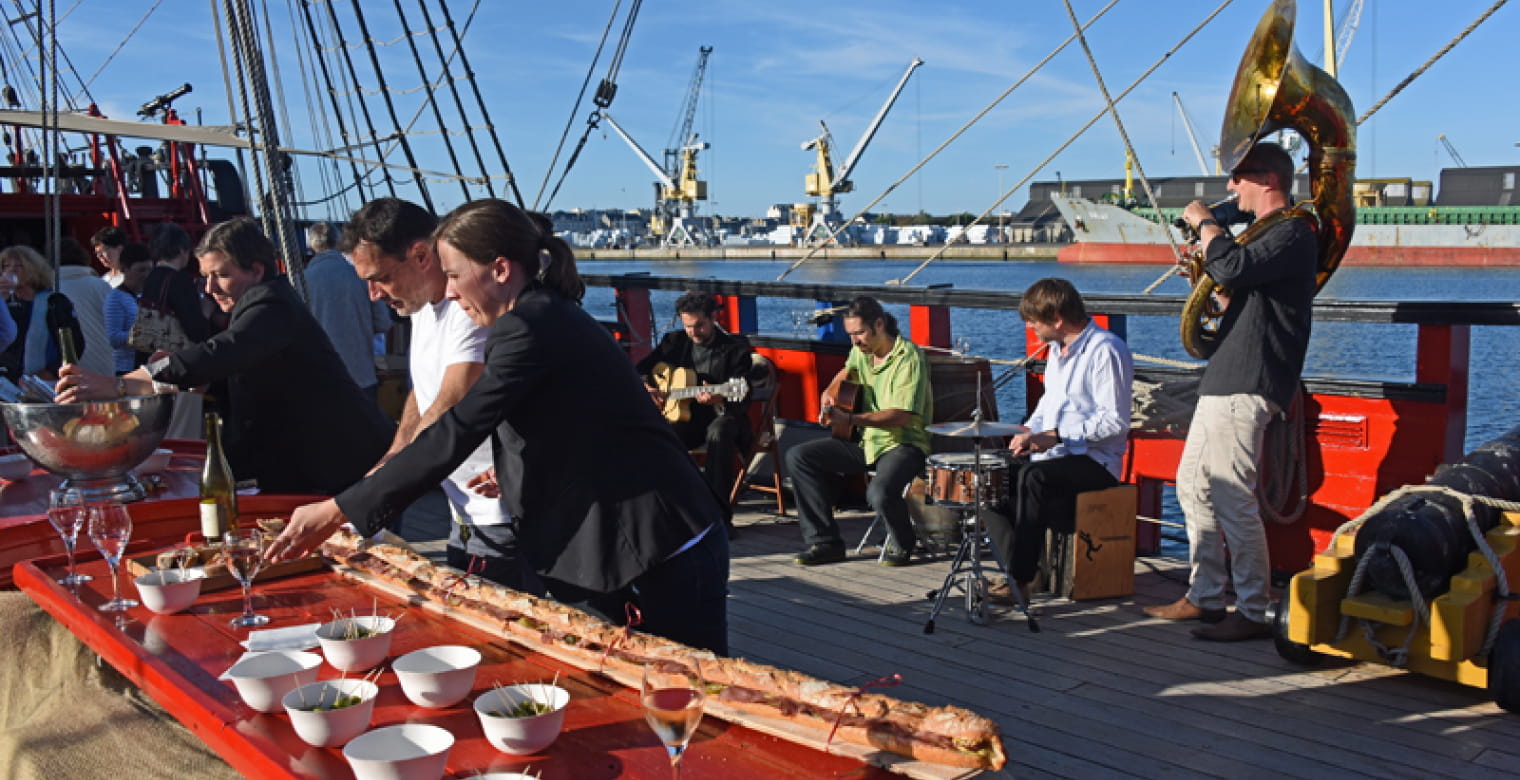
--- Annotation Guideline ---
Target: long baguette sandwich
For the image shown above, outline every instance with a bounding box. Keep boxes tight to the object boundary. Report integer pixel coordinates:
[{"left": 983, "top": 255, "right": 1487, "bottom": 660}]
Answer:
[{"left": 319, "top": 529, "right": 1006, "bottom": 771}]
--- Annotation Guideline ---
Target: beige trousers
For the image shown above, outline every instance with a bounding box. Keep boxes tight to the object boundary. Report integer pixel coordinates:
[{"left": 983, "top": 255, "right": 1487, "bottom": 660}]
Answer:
[{"left": 1177, "top": 393, "right": 1278, "bottom": 623}]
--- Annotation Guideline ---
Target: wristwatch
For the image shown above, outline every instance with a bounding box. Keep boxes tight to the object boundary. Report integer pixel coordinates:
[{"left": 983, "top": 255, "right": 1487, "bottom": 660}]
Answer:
[{"left": 1198, "top": 218, "right": 1219, "bottom": 229}]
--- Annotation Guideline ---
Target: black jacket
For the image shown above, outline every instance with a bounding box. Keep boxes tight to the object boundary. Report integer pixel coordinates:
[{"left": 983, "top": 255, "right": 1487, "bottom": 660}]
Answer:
[
  {"left": 1199, "top": 214, "right": 1318, "bottom": 411},
  {"left": 155, "top": 276, "right": 393, "bottom": 494},
  {"left": 635, "top": 327, "right": 754, "bottom": 421},
  {"left": 337, "top": 287, "right": 721, "bottom": 593}
]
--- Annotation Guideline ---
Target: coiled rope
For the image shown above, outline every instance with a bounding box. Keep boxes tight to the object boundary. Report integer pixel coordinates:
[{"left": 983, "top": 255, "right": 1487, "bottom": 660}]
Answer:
[{"left": 1330, "top": 484, "right": 1518, "bottom": 664}]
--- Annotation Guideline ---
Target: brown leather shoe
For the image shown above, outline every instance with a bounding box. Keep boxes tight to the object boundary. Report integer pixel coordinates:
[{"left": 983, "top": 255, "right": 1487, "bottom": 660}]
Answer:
[
  {"left": 1190, "top": 611, "right": 1272, "bottom": 641},
  {"left": 987, "top": 580, "right": 1043, "bottom": 616},
  {"left": 1142, "top": 596, "right": 1226, "bottom": 624}
]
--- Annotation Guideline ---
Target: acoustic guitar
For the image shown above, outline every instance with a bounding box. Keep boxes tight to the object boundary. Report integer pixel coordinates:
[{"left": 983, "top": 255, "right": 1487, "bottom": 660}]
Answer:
[
  {"left": 650, "top": 362, "right": 749, "bottom": 423},
  {"left": 820, "top": 373, "right": 862, "bottom": 440}
]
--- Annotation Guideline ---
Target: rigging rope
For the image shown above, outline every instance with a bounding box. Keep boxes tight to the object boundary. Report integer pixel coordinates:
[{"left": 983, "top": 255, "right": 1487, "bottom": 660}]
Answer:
[
  {"left": 390, "top": 0, "right": 470, "bottom": 203},
  {"left": 1355, "top": 0, "right": 1509, "bottom": 127},
  {"left": 773, "top": 0, "right": 1125, "bottom": 282},
  {"left": 210, "top": 0, "right": 254, "bottom": 232},
  {"left": 535, "top": 0, "right": 645, "bottom": 212},
  {"left": 289, "top": 0, "right": 358, "bottom": 217},
  {"left": 75, "top": 0, "right": 159, "bottom": 102},
  {"left": 1059, "top": 0, "right": 1188, "bottom": 269},
  {"left": 321, "top": 0, "right": 398, "bottom": 200},
  {"left": 410, "top": 0, "right": 495, "bottom": 201},
  {"left": 1257, "top": 386, "right": 1308, "bottom": 525},
  {"left": 8, "top": 0, "right": 90, "bottom": 110},
  {"left": 257, "top": 0, "right": 308, "bottom": 215},
  {"left": 1329, "top": 483, "right": 1516, "bottom": 663},
  {"left": 430, "top": 0, "right": 522, "bottom": 207},
  {"left": 348, "top": 0, "right": 435, "bottom": 212},
  {"left": 882, "top": 0, "right": 1237, "bottom": 287},
  {"left": 225, "top": 0, "right": 305, "bottom": 297},
  {"left": 530, "top": 0, "right": 621, "bottom": 211}
]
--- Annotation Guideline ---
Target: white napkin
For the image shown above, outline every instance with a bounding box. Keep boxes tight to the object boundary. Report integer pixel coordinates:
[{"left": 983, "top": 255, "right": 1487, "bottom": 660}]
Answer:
[
  {"left": 219, "top": 624, "right": 323, "bottom": 681},
  {"left": 239, "top": 623, "right": 321, "bottom": 652}
]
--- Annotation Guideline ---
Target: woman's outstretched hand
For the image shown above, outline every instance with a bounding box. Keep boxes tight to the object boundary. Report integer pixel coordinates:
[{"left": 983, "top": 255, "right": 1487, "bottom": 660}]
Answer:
[{"left": 265, "top": 498, "right": 348, "bottom": 563}]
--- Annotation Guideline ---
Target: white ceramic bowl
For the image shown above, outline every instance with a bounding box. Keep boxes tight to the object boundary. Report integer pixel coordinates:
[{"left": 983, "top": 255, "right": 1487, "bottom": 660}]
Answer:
[
  {"left": 474, "top": 683, "right": 570, "bottom": 755},
  {"left": 0, "top": 452, "right": 33, "bottom": 482},
  {"left": 343, "top": 723, "right": 454, "bottom": 780},
  {"left": 133, "top": 567, "right": 206, "bottom": 614},
  {"left": 316, "top": 616, "right": 396, "bottom": 672},
  {"left": 283, "top": 678, "right": 380, "bottom": 748},
  {"left": 133, "top": 447, "right": 174, "bottom": 475},
  {"left": 392, "top": 645, "right": 481, "bottom": 708},
  {"left": 225, "top": 650, "right": 323, "bottom": 713}
]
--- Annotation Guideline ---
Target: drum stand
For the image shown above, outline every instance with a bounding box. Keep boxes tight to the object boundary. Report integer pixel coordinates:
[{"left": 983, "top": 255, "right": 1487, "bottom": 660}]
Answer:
[{"left": 922, "top": 413, "right": 1040, "bottom": 634}]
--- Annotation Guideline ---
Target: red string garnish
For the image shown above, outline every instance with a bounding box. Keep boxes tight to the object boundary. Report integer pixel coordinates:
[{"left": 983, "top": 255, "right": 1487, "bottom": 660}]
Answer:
[
  {"left": 825, "top": 673, "right": 903, "bottom": 750},
  {"left": 598, "top": 602, "right": 643, "bottom": 672},
  {"left": 439, "top": 555, "right": 487, "bottom": 604}
]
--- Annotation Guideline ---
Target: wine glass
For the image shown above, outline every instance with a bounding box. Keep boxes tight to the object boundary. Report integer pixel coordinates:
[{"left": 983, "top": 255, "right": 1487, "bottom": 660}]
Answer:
[
  {"left": 87, "top": 502, "right": 137, "bottom": 611},
  {"left": 223, "top": 528, "right": 269, "bottom": 628},
  {"left": 641, "top": 656, "right": 705, "bottom": 777},
  {"left": 46, "top": 488, "right": 93, "bottom": 586}
]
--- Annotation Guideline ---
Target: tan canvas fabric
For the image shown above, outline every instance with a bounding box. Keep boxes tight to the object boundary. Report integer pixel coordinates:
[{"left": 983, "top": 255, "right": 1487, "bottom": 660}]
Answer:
[{"left": 0, "top": 593, "right": 239, "bottom": 780}]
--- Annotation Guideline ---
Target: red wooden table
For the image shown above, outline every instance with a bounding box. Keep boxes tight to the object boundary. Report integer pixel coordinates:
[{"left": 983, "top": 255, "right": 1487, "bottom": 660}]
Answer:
[{"left": 15, "top": 550, "right": 896, "bottom": 779}]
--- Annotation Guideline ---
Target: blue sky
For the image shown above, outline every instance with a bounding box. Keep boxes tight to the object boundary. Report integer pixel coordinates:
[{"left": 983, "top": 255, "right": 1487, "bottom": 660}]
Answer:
[{"left": 34, "top": 0, "right": 1520, "bottom": 220}]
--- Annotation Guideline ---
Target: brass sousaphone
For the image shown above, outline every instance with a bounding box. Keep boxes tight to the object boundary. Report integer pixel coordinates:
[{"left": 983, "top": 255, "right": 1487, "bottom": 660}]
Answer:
[{"left": 1181, "top": 0, "right": 1356, "bottom": 359}]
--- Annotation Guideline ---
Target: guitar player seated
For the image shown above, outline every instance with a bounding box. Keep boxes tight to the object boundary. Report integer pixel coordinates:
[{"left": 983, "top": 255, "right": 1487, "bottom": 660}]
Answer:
[
  {"left": 636, "top": 292, "right": 754, "bottom": 519},
  {"left": 785, "top": 296, "right": 932, "bottom": 567}
]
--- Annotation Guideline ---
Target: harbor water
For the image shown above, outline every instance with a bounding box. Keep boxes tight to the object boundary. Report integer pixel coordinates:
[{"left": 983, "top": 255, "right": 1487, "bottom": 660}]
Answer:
[
  {"left": 583, "top": 259, "right": 1520, "bottom": 450},
  {"left": 584, "top": 259, "right": 1520, "bottom": 557}
]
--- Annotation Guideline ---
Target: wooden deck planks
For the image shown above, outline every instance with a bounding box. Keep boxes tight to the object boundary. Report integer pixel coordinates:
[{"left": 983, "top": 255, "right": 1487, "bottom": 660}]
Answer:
[
  {"left": 397, "top": 496, "right": 1520, "bottom": 779},
  {"left": 719, "top": 502, "right": 1520, "bottom": 779}
]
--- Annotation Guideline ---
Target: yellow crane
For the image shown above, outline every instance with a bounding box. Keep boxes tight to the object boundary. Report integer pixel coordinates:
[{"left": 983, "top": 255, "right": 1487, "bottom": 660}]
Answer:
[{"left": 797, "top": 57, "right": 922, "bottom": 245}]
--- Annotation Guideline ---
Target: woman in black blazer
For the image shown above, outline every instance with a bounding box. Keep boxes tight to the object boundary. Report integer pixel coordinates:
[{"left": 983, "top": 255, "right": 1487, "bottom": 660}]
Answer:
[
  {"left": 269, "top": 199, "right": 730, "bottom": 655},
  {"left": 56, "top": 218, "right": 394, "bottom": 496}
]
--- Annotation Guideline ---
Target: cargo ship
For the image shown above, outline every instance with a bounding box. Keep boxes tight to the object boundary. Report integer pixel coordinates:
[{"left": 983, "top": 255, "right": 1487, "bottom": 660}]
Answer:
[{"left": 1041, "top": 165, "right": 1520, "bottom": 266}]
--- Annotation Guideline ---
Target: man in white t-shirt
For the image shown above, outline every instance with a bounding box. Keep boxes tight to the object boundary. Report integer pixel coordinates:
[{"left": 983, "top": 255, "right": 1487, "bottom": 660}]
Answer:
[{"left": 345, "top": 198, "right": 539, "bottom": 594}]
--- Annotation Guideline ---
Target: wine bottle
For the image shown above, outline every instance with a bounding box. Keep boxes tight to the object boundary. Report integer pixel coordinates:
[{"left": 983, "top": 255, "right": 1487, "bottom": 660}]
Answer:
[
  {"left": 56, "top": 327, "right": 79, "bottom": 365},
  {"left": 200, "top": 412, "right": 237, "bottom": 541}
]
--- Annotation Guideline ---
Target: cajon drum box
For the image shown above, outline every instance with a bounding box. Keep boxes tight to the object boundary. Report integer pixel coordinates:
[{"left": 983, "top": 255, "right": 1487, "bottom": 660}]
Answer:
[{"left": 1045, "top": 485, "right": 1138, "bottom": 601}]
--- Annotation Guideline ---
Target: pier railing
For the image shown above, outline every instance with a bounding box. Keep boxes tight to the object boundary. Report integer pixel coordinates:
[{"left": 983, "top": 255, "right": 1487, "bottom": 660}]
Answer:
[{"left": 585, "top": 273, "right": 1510, "bottom": 570}]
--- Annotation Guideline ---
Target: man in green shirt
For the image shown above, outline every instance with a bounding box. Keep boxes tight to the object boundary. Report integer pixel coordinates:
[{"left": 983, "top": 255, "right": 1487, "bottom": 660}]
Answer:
[{"left": 787, "top": 297, "right": 933, "bottom": 567}]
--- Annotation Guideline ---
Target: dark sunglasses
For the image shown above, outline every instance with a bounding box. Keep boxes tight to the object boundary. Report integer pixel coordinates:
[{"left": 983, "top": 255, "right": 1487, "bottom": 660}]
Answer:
[{"left": 1231, "top": 168, "right": 1266, "bottom": 181}]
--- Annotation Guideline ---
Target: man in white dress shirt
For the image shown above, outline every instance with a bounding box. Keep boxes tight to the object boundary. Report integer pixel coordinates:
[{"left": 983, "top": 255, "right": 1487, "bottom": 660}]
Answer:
[
  {"left": 985, "top": 278, "right": 1133, "bottom": 606},
  {"left": 345, "top": 198, "right": 539, "bottom": 594}
]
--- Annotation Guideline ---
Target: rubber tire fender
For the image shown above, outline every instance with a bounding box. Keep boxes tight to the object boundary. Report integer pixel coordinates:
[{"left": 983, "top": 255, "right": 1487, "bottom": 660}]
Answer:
[
  {"left": 1269, "top": 589, "right": 1322, "bottom": 667},
  {"left": 1489, "top": 618, "right": 1520, "bottom": 713}
]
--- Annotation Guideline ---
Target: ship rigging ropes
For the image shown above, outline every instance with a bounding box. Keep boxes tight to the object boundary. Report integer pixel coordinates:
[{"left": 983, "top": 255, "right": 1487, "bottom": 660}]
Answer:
[
  {"left": 533, "top": 0, "right": 644, "bottom": 211},
  {"left": 284, "top": 0, "right": 521, "bottom": 217},
  {"left": 773, "top": 0, "right": 1235, "bottom": 283}
]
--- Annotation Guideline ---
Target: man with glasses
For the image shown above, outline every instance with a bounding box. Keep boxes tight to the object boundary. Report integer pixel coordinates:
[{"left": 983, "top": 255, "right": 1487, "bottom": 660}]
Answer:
[{"left": 1143, "top": 142, "right": 1315, "bottom": 641}]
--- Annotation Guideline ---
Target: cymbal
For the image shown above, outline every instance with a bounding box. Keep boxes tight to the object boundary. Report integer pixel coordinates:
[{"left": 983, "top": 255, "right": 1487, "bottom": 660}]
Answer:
[{"left": 926, "top": 419, "right": 1029, "bottom": 439}]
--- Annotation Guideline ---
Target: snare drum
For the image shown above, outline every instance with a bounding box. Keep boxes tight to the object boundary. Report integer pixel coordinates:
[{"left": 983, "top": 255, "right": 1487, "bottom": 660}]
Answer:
[{"left": 925, "top": 452, "right": 1010, "bottom": 508}]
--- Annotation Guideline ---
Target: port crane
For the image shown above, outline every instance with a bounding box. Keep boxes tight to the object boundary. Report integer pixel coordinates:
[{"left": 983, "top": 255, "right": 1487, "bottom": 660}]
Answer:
[
  {"left": 1171, "top": 92, "right": 1216, "bottom": 176},
  {"left": 797, "top": 57, "right": 923, "bottom": 244},
  {"left": 600, "top": 47, "right": 714, "bottom": 246},
  {"left": 664, "top": 46, "right": 712, "bottom": 188},
  {"left": 603, "top": 113, "right": 710, "bottom": 246},
  {"left": 1439, "top": 134, "right": 1468, "bottom": 168}
]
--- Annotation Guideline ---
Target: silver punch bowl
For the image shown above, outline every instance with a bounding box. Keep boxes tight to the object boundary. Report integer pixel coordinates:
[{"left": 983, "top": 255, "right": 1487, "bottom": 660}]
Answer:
[{"left": 2, "top": 393, "right": 175, "bottom": 504}]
